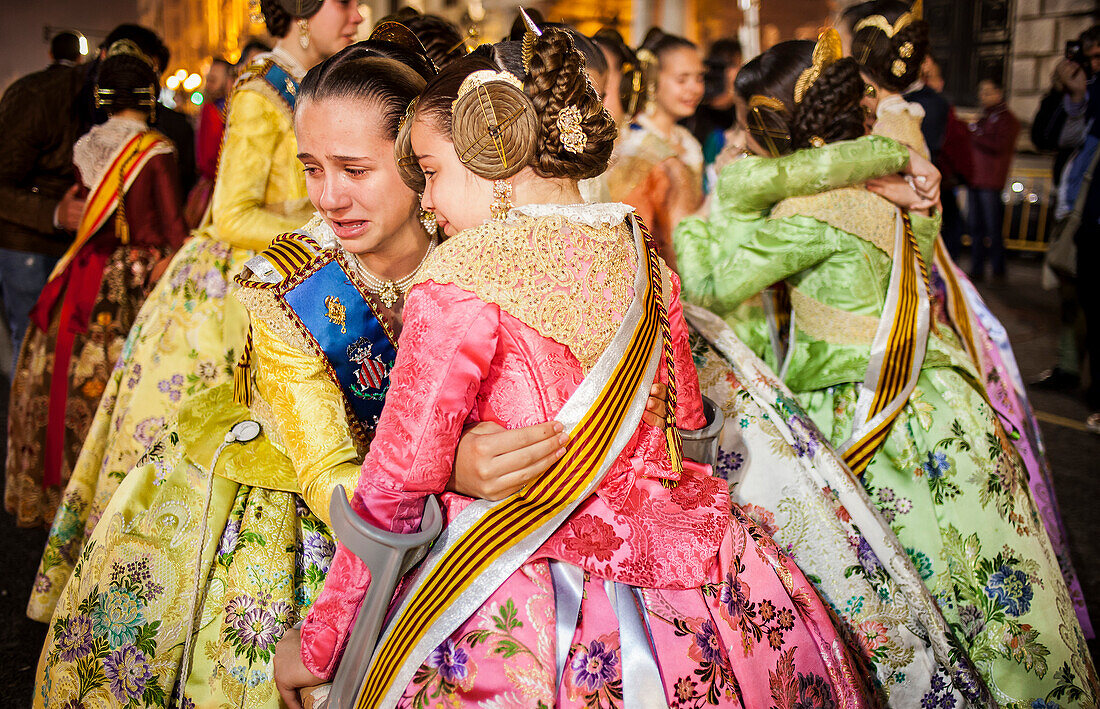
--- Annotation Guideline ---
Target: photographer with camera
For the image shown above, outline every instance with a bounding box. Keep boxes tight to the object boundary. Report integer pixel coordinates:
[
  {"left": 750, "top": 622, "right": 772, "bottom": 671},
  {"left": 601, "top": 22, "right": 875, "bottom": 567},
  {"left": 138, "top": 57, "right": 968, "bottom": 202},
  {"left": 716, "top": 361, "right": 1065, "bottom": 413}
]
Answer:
[{"left": 1032, "top": 25, "right": 1099, "bottom": 393}]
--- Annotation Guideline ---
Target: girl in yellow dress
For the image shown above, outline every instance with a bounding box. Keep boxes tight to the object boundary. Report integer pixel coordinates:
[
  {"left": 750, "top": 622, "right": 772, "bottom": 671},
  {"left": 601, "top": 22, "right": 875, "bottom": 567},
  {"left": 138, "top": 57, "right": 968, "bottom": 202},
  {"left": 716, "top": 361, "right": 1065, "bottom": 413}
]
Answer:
[{"left": 26, "top": 0, "right": 363, "bottom": 623}]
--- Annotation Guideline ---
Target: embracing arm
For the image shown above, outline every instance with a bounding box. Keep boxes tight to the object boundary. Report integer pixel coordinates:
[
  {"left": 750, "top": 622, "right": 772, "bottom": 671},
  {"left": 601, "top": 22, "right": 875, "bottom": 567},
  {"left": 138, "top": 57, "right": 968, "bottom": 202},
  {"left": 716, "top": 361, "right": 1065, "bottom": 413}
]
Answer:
[
  {"left": 694, "top": 214, "right": 836, "bottom": 316},
  {"left": 720, "top": 136, "right": 910, "bottom": 214},
  {"left": 251, "top": 317, "right": 361, "bottom": 525},
  {"left": 210, "top": 89, "right": 306, "bottom": 251},
  {"left": 300, "top": 283, "right": 500, "bottom": 679}
]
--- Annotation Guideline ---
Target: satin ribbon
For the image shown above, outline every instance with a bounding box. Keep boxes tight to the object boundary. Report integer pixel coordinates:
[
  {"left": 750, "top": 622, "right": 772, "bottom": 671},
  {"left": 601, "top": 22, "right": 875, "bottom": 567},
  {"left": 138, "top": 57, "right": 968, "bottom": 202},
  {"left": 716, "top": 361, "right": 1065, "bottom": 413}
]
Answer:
[{"left": 550, "top": 561, "right": 670, "bottom": 708}]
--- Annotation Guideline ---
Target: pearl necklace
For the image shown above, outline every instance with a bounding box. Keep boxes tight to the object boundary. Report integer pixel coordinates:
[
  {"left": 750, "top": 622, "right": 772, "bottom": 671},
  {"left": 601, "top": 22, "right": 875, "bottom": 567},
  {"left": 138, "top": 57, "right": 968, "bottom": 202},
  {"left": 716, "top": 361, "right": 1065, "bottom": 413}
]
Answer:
[{"left": 345, "top": 239, "right": 437, "bottom": 307}]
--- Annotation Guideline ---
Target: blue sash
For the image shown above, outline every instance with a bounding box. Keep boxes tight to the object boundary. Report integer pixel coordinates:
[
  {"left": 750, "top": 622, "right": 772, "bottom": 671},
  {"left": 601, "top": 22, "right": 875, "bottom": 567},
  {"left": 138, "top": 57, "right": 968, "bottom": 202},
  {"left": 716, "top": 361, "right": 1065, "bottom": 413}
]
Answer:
[
  {"left": 280, "top": 256, "right": 398, "bottom": 430},
  {"left": 260, "top": 60, "right": 298, "bottom": 111},
  {"left": 236, "top": 57, "right": 298, "bottom": 113}
]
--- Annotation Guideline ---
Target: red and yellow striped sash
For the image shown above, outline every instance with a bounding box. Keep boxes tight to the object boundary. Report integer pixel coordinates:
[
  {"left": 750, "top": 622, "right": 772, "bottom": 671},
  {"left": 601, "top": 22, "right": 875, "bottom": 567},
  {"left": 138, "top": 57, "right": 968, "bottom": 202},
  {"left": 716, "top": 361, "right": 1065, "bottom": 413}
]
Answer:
[
  {"left": 354, "top": 216, "right": 668, "bottom": 709},
  {"left": 842, "top": 212, "right": 929, "bottom": 476},
  {"left": 49, "top": 131, "right": 169, "bottom": 281},
  {"left": 933, "top": 238, "right": 981, "bottom": 364}
]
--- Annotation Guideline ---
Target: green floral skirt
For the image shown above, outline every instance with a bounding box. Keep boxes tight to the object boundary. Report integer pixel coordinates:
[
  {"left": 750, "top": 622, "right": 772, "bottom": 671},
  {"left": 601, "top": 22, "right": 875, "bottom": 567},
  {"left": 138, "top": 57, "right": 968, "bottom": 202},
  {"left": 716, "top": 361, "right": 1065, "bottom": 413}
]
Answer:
[
  {"left": 800, "top": 366, "right": 1097, "bottom": 708},
  {"left": 34, "top": 410, "right": 334, "bottom": 709}
]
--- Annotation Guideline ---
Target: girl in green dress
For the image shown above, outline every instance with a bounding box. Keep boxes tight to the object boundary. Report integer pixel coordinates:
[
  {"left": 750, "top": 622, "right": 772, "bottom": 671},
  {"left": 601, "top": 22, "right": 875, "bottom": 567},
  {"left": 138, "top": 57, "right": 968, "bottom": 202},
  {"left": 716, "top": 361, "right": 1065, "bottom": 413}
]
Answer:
[{"left": 675, "top": 36, "right": 1097, "bottom": 708}]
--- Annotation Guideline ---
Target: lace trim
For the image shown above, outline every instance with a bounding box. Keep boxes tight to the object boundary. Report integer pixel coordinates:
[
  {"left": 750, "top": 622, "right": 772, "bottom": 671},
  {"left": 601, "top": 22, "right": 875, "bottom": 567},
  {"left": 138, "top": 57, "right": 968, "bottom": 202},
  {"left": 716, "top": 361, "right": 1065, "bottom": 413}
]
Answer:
[
  {"left": 508, "top": 202, "right": 634, "bottom": 229},
  {"left": 235, "top": 286, "right": 316, "bottom": 356},
  {"left": 789, "top": 286, "right": 878, "bottom": 346},
  {"left": 877, "top": 94, "right": 925, "bottom": 120},
  {"left": 72, "top": 116, "right": 153, "bottom": 188},
  {"left": 265, "top": 47, "right": 308, "bottom": 81},
  {"left": 416, "top": 213, "right": 638, "bottom": 371},
  {"left": 770, "top": 187, "right": 896, "bottom": 257}
]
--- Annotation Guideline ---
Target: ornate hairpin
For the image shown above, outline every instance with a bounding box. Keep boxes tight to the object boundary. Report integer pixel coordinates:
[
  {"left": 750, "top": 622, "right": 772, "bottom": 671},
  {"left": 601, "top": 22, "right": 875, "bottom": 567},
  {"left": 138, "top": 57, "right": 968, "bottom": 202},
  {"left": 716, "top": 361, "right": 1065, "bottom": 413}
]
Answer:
[
  {"left": 456, "top": 69, "right": 524, "bottom": 103},
  {"left": 556, "top": 105, "right": 587, "bottom": 153},
  {"left": 747, "top": 95, "right": 790, "bottom": 157},
  {"left": 853, "top": 0, "right": 923, "bottom": 38},
  {"left": 794, "top": 29, "right": 843, "bottom": 104},
  {"left": 396, "top": 98, "right": 419, "bottom": 168},
  {"left": 519, "top": 7, "right": 542, "bottom": 73}
]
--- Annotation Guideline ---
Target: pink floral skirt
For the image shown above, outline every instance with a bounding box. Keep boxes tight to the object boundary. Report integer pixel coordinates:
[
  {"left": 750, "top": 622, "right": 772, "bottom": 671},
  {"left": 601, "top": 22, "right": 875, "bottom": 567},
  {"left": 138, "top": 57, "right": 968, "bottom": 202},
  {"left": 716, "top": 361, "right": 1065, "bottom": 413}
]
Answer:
[{"left": 396, "top": 506, "right": 870, "bottom": 708}]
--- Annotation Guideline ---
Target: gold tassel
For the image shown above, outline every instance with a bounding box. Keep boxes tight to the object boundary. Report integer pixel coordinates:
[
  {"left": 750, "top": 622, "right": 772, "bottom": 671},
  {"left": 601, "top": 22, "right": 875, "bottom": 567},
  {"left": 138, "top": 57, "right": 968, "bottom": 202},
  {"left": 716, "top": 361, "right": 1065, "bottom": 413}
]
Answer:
[
  {"left": 233, "top": 327, "right": 254, "bottom": 407},
  {"left": 665, "top": 422, "right": 683, "bottom": 474}
]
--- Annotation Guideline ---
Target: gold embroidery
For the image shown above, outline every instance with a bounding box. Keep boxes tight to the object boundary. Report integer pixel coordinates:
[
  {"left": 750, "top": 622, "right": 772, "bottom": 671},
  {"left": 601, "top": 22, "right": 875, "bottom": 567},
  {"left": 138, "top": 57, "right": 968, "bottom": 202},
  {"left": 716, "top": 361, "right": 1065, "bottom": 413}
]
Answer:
[
  {"left": 416, "top": 214, "right": 638, "bottom": 372},
  {"left": 235, "top": 287, "right": 315, "bottom": 355},
  {"left": 771, "top": 187, "right": 897, "bottom": 257},
  {"left": 872, "top": 111, "right": 930, "bottom": 159},
  {"left": 789, "top": 286, "right": 878, "bottom": 345},
  {"left": 325, "top": 296, "right": 347, "bottom": 333}
]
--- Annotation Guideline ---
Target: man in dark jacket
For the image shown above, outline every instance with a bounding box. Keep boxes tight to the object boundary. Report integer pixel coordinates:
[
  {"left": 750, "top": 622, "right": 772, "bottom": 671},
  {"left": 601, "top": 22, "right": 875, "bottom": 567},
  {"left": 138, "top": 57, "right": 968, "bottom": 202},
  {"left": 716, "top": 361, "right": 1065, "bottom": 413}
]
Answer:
[
  {"left": 0, "top": 31, "right": 87, "bottom": 357},
  {"left": 904, "top": 56, "right": 950, "bottom": 162},
  {"left": 968, "top": 77, "right": 1020, "bottom": 280}
]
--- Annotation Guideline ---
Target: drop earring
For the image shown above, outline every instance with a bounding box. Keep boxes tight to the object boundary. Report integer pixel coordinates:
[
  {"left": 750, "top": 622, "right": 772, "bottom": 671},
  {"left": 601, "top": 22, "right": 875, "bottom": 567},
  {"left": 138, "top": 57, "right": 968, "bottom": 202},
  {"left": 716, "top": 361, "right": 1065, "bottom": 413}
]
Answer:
[
  {"left": 419, "top": 208, "right": 438, "bottom": 237},
  {"left": 491, "top": 180, "right": 513, "bottom": 220},
  {"left": 297, "top": 18, "right": 311, "bottom": 50}
]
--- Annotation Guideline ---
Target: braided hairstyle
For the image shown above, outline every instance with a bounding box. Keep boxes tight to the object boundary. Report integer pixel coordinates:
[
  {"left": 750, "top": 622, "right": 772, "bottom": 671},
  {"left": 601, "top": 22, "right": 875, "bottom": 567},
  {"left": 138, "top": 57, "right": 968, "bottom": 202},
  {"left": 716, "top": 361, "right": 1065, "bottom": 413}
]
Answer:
[
  {"left": 842, "top": 0, "right": 929, "bottom": 92},
  {"left": 735, "top": 40, "right": 865, "bottom": 155},
  {"left": 412, "top": 27, "right": 617, "bottom": 182},
  {"left": 259, "top": 0, "right": 322, "bottom": 38},
  {"left": 97, "top": 49, "right": 159, "bottom": 116}
]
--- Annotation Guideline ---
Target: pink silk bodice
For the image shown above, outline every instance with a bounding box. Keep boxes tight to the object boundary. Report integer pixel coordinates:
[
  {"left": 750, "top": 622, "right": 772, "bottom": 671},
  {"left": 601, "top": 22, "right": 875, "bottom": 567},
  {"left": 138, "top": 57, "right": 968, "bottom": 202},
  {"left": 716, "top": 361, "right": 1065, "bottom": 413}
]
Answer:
[{"left": 300, "top": 224, "right": 726, "bottom": 680}]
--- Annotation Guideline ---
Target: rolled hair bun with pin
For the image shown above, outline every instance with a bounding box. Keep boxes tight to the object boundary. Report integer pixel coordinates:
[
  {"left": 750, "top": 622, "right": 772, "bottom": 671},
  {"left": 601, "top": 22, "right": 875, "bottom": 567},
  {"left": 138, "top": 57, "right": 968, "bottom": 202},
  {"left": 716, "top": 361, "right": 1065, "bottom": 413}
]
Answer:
[
  {"left": 411, "top": 27, "right": 616, "bottom": 182},
  {"left": 96, "top": 41, "right": 160, "bottom": 114},
  {"left": 845, "top": 0, "right": 929, "bottom": 92},
  {"left": 259, "top": 0, "right": 322, "bottom": 38}
]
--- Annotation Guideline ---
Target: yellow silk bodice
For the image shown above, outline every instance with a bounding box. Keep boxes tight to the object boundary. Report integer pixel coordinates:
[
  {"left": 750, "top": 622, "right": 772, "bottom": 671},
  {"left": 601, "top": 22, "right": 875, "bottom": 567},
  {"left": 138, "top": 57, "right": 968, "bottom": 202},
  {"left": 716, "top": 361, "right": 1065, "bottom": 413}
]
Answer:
[{"left": 201, "top": 74, "right": 311, "bottom": 251}]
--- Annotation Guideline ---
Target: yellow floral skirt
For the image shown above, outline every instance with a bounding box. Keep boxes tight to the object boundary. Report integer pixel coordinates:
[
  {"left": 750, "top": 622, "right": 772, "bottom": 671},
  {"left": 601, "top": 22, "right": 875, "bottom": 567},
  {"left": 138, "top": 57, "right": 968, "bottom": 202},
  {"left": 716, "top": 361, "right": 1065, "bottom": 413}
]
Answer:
[
  {"left": 27, "top": 236, "right": 253, "bottom": 622},
  {"left": 34, "top": 393, "right": 334, "bottom": 709}
]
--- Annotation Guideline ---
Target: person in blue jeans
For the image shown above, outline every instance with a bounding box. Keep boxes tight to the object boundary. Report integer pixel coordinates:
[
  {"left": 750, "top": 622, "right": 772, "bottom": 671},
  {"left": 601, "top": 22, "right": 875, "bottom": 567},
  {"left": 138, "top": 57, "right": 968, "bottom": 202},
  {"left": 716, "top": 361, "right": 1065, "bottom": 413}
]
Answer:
[
  {"left": 0, "top": 31, "right": 86, "bottom": 358},
  {"left": 967, "top": 77, "right": 1020, "bottom": 279}
]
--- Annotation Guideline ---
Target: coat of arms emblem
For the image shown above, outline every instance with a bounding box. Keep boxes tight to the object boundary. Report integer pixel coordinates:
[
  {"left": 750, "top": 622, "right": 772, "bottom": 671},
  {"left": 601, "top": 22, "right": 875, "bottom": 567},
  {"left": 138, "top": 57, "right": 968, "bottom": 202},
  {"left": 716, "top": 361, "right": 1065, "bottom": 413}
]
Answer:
[{"left": 347, "top": 337, "right": 389, "bottom": 399}]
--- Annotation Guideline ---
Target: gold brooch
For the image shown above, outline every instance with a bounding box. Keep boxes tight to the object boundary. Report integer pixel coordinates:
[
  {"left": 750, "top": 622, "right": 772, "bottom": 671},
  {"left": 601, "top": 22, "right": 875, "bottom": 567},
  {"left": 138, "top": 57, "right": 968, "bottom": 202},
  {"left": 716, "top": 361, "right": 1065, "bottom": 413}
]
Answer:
[
  {"left": 325, "top": 295, "right": 347, "bottom": 333},
  {"left": 899, "top": 41, "right": 914, "bottom": 59},
  {"left": 891, "top": 58, "right": 907, "bottom": 77},
  {"left": 556, "top": 105, "right": 587, "bottom": 154}
]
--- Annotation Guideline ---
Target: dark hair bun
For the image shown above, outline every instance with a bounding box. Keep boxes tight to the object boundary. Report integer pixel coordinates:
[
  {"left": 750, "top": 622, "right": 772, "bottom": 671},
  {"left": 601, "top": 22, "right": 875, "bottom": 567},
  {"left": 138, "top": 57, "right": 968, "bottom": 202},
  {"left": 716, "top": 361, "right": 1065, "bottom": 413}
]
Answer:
[
  {"left": 97, "top": 51, "right": 158, "bottom": 114},
  {"left": 848, "top": 0, "right": 929, "bottom": 92},
  {"left": 524, "top": 26, "right": 616, "bottom": 179},
  {"left": 260, "top": 0, "right": 321, "bottom": 38}
]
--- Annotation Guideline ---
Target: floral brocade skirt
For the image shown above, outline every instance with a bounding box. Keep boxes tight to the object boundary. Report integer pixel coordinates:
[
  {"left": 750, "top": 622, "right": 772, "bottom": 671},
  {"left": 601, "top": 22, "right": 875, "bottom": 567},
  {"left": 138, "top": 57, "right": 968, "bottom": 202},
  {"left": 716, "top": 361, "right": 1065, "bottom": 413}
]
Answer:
[
  {"left": 800, "top": 367, "right": 1098, "bottom": 707},
  {"left": 389, "top": 504, "right": 870, "bottom": 709},
  {"left": 34, "top": 412, "right": 335, "bottom": 709},
  {"left": 28, "top": 235, "right": 253, "bottom": 622},
  {"left": 685, "top": 318, "right": 986, "bottom": 708},
  {"left": 6, "top": 246, "right": 161, "bottom": 528}
]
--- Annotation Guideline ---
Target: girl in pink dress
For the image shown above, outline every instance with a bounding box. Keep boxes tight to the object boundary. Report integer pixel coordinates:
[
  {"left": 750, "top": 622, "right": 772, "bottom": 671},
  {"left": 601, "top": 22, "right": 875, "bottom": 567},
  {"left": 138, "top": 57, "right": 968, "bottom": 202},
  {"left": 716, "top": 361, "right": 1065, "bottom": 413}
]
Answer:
[{"left": 276, "top": 27, "right": 870, "bottom": 709}]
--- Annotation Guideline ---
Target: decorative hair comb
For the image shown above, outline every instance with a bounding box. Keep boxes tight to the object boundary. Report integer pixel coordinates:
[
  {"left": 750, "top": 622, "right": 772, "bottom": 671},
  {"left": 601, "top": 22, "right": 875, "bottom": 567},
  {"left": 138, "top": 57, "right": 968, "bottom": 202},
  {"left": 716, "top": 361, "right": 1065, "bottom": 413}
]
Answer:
[
  {"left": 853, "top": 0, "right": 923, "bottom": 37},
  {"left": 519, "top": 7, "right": 541, "bottom": 74},
  {"left": 794, "top": 29, "right": 843, "bottom": 104},
  {"left": 369, "top": 21, "right": 439, "bottom": 74},
  {"left": 106, "top": 39, "right": 159, "bottom": 73},
  {"left": 747, "top": 95, "right": 790, "bottom": 157}
]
